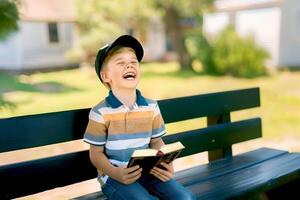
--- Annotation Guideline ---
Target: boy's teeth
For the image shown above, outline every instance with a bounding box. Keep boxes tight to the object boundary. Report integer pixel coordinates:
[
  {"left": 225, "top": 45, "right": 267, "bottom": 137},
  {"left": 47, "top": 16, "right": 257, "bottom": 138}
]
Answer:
[{"left": 123, "top": 72, "right": 135, "bottom": 79}]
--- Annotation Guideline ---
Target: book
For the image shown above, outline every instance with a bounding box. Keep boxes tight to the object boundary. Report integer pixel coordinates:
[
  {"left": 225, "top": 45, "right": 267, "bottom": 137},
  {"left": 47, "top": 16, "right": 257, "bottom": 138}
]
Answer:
[{"left": 127, "top": 141, "right": 185, "bottom": 173}]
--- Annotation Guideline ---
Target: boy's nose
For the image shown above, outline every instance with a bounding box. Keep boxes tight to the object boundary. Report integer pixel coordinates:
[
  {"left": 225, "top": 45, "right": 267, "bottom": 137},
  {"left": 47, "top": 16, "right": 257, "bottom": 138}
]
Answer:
[{"left": 126, "top": 63, "right": 134, "bottom": 69}]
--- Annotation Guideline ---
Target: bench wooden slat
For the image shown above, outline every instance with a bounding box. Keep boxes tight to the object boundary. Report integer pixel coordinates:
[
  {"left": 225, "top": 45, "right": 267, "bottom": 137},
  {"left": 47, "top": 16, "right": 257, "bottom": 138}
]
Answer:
[
  {"left": 0, "top": 87, "right": 259, "bottom": 153},
  {"left": 159, "top": 87, "right": 260, "bottom": 123},
  {"left": 163, "top": 118, "right": 262, "bottom": 157},
  {"left": 186, "top": 153, "right": 300, "bottom": 199},
  {"left": 0, "top": 109, "right": 90, "bottom": 153},
  {"left": 174, "top": 147, "right": 287, "bottom": 182},
  {"left": 0, "top": 150, "right": 96, "bottom": 199}
]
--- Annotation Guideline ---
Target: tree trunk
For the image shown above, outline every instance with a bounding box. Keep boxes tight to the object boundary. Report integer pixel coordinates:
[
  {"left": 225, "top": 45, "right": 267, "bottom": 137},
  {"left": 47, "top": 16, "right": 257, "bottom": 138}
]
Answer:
[{"left": 163, "top": 6, "right": 192, "bottom": 71}]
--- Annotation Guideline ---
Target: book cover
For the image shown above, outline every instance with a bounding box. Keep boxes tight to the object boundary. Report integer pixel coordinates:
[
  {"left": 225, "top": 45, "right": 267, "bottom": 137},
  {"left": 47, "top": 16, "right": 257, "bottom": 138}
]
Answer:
[{"left": 127, "top": 141, "right": 185, "bottom": 173}]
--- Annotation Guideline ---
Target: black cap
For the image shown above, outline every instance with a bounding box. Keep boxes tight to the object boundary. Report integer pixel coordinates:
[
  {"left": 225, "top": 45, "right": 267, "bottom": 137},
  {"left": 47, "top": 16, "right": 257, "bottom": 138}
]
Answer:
[{"left": 95, "top": 35, "right": 144, "bottom": 82}]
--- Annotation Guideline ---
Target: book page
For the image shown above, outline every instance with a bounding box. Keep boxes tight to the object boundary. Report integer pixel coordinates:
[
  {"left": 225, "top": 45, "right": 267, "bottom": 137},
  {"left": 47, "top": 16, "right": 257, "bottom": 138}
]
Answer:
[
  {"left": 131, "top": 148, "right": 158, "bottom": 157},
  {"left": 160, "top": 142, "right": 185, "bottom": 154}
]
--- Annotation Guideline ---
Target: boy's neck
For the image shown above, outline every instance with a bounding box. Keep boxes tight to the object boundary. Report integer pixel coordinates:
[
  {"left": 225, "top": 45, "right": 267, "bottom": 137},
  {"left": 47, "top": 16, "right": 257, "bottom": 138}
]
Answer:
[{"left": 111, "top": 88, "right": 137, "bottom": 108}]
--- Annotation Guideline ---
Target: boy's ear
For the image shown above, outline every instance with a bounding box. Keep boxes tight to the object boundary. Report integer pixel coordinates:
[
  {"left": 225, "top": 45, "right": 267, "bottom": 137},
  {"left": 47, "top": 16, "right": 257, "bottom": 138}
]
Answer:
[{"left": 100, "top": 71, "right": 110, "bottom": 83}]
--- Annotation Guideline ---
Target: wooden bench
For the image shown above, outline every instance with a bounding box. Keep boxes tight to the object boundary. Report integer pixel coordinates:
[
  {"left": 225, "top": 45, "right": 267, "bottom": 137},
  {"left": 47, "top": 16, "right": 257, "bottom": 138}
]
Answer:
[{"left": 0, "top": 87, "right": 299, "bottom": 199}]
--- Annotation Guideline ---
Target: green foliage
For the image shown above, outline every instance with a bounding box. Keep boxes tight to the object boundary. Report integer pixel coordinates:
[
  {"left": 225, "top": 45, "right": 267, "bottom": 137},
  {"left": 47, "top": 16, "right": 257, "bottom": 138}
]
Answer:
[
  {"left": 69, "top": 0, "right": 157, "bottom": 63},
  {"left": 187, "top": 26, "right": 270, "bottom": 77},
  {"left": 155, "top": 0, "right": 215, "bottom": 71},
  {"left": 186, "top": 31, "right": 215, "bottom": 73},
  {"left": 155, "top": 0, "right": 214, "bottom": 17},
  {"left": 0, "top": 0, "right": 19, "bottom": 40},
  {"left": 212, "top": 26, "right": 269, "bottom": 77},
  {"left": 70, "top": 0, "right": 215, "bottom": 68}
]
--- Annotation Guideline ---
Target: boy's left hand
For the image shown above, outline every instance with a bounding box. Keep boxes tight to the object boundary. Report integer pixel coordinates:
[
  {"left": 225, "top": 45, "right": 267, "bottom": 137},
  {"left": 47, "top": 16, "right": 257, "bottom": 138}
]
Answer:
[{"left": 150, "top": 162, "right": 174, "bottom": 182}]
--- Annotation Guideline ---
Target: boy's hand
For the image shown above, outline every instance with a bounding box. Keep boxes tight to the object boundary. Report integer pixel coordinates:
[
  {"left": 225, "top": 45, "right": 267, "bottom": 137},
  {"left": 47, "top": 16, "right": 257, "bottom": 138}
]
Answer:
[
  {"left": 111, "top": 165, "right": 142, "bottom": 184},
  {"left": 150, "top": 162, "right": 174, "bottom": 182}
]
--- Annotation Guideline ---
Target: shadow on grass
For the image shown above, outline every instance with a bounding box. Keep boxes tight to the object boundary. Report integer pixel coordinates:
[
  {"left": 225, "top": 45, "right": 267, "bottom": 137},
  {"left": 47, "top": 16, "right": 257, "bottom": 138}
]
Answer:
[
  {"left": 142, "top": 68, "right": 270, "bottom": 80},
  {"left": 0, "top": 72, "right": 81, "bottom": 112},
  {"left": 141, "top": 61, "right": 272, "bottom": 79},
  {"left": 142, "top": 69, "right": 206, "bottom": 79},
  {"left": 141, "top": 69, "right": 245, "bottom": 79}
]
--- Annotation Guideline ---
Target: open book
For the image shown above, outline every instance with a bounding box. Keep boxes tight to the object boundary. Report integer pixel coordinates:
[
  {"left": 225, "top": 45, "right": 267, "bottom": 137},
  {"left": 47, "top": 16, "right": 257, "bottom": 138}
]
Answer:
[{"left": 127, "top": 141, "right": 185, "bottom": 173}]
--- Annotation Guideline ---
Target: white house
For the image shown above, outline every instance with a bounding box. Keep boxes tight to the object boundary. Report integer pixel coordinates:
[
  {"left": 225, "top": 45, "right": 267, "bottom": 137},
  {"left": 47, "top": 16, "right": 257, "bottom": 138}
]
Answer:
[
  {"left": 0, "top": 0, "right": 77, "bottom": 72},
  {"left": 204, "top": 0, "right": 300, "bottom": 68},
  {"left": 0, "top": 0, "right": 169, "bottom": 72},
  {"left": 127, "top": 16, "right": 167, "bottom": 62}
]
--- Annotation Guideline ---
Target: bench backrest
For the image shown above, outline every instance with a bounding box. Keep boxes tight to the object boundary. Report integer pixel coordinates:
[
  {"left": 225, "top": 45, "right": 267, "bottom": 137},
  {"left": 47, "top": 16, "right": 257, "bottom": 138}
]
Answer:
[{"left": 0, "top": 87, "right": 261, "bottom": 199}]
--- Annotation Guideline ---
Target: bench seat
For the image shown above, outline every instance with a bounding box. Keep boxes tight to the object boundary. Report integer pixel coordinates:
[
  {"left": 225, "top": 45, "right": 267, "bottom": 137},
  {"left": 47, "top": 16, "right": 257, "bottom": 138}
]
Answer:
[
  {"left": 74, "top": 148, "right": 300, "bottom": 200},
  {"left": 184, "top": 149, "right": 300, "bottom": 199}
]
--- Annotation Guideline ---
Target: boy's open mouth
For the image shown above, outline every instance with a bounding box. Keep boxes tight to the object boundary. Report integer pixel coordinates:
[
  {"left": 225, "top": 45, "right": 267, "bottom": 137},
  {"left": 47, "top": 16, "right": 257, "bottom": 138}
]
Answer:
[{"left": 123, "top": 72, "right": 136, "bottom": 80}]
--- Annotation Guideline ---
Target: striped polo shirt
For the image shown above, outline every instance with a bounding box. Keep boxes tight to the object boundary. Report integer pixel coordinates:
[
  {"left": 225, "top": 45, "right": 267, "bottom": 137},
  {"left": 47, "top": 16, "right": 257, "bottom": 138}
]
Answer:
[{"left": 83, "top": 90, "right": 166, "bottom": 181}]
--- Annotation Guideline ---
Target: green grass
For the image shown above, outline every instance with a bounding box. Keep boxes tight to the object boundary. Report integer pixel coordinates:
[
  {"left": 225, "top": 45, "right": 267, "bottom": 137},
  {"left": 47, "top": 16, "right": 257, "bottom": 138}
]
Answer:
[{"left": 1, "top": 62, "right": 300, "bottom": 141}]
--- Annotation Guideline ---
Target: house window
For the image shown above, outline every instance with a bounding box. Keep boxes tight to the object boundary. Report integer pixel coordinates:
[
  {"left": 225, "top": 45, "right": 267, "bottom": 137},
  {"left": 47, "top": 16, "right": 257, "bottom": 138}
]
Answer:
[{"left": 48, "top": 22, "right": 60, "bottom": 43}]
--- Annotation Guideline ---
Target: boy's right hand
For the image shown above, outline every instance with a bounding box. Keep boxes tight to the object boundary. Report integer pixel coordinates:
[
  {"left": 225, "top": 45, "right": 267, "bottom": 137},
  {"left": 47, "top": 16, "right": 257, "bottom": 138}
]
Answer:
[{"left": 111, "top": 165, "right": 142, "bottom": 184}]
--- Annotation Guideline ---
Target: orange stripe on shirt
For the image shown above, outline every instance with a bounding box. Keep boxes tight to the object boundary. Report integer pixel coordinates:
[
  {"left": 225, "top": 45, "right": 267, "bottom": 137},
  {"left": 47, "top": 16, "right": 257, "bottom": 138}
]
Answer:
[
  {"left": 153, "top": 114, "right": 165, "bottom": 130},
  {"left": 86, "top": 119, "right": 107, "bottom": 136}
]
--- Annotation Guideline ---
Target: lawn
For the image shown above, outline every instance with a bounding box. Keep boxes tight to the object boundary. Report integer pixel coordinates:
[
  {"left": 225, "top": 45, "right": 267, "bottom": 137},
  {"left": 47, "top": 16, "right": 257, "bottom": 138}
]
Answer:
[{"left": 1, "top": 62, "right": 300, "bottom": 142}]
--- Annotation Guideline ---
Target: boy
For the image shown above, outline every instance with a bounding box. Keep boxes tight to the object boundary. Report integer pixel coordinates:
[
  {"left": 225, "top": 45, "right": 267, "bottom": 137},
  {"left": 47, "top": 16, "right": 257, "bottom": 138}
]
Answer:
[{"left": 84, "top": 35, "right": 195, "bottom": 200}]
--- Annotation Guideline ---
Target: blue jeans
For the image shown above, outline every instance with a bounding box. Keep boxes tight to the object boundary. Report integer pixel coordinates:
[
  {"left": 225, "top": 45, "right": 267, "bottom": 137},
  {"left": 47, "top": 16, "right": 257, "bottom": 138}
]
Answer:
[{"left": 101, "top": 174, "right": 195, "bottom": 200}]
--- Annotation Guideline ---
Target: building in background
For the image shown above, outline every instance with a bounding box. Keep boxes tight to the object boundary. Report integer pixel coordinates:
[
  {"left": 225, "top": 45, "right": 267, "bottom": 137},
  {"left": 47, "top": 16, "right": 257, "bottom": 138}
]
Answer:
[
  {"left": 6, "top": 0, "right": 300, "bottom": 72},
  {"left": 204, "top": 0, "right": 300, "bottom": 69},
  {"left": 0, "top": 0, "right": 78, "bottom": 73},
  {"left": 131, "top": 16, "right": 168, "bottom": 62},
  {"left": 0, "top": 0, "right": 170, "bottom": 73}
]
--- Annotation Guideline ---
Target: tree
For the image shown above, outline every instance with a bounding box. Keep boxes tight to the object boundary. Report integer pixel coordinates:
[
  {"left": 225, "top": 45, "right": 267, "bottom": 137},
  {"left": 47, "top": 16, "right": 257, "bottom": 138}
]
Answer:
[
  {"left": 71, "top": 0, "right": 155, "bottom": 64},
  {"left": 72, "top": 0, "right": 215, "bottom": 71},
  {"left": 154, "top": 0, "right": 215, "bottom": 71},
  {"left": 0, "top": 0, "right": 19, "bottom": 40}
]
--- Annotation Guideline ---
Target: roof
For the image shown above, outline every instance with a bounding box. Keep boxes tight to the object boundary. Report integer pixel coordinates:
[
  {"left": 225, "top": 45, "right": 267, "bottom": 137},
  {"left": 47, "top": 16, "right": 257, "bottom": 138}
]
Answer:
[
  {"left": 18, "top": 0, "right": 76, "bottom": 22},
  {"left": 214, "top": 0, "right": 282, "bottom": 12}
]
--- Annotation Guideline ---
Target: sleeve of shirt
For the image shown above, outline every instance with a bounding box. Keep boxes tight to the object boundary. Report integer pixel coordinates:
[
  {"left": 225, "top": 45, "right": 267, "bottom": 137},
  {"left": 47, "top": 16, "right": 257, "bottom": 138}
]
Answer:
[
  {"left": 151, "top": 102, "right": 166, "bottom": 138},
  {"left": 83, "top": 108, "right": 107, "bottom": 146}
]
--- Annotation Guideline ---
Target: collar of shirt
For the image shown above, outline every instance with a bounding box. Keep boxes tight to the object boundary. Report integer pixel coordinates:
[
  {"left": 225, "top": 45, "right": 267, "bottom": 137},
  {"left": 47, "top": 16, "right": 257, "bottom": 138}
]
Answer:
[{"left": 105, "top": 89, "right": 148, "bottom": 109}]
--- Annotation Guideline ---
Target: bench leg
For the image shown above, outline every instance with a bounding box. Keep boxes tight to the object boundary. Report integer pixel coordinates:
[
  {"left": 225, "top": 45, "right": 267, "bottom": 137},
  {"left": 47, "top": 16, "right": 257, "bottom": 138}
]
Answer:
[{"left": 207, "top": 114, "right": 232, "bottom": 161}]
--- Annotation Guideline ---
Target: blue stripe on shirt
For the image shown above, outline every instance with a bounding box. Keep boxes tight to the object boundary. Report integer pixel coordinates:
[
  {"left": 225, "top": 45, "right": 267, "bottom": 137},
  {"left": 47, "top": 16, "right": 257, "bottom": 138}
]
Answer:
[
  {"left": 152, "top": 125, "right": 166, "bottom": 136},
  {"left": 105, "top": 144, "right": 149, "bottom": 162},
  {"left": 107, "top": 131, "right": 152, "bottom": 141},
  {"left": 84, "top": 132, "right": 106, "bottom": 143}
]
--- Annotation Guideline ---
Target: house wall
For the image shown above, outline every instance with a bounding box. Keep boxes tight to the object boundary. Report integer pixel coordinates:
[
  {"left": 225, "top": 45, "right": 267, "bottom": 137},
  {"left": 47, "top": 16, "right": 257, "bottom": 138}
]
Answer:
[
  {"left": 21, "top": 21, "right": 75, "bottom": 70},
  {"left": 203, "top": 12, "right": 230, "bottom": 37},
  {"left": 0, "top": 21, "right": 76, "bottom": 71},
  {"left": 143, "top": 17, "right": 166, "bottom": 61},
  {"left": 235, "top": 7, "right": 281, "bottom": 67},
  {"left": 278, "top": 0, "right": 300, "bottom": 67},
  {"left": 204, "top": 7, "right": 281, "bottom": 68},
  {"left": 0, "top": 32, "right": 22, "bottom": 70}
]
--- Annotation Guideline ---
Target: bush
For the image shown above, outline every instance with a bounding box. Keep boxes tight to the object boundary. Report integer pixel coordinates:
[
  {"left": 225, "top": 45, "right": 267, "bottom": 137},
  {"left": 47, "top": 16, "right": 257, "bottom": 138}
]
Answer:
[
  {"left": 187, "top": 26, "right": 270, "bottom": 77},
  {"left": 186, "top": 31, "right": 215, "bottom": 73},
  {"left": 211, "top": 26, "right": 269, "bottom": 77}
]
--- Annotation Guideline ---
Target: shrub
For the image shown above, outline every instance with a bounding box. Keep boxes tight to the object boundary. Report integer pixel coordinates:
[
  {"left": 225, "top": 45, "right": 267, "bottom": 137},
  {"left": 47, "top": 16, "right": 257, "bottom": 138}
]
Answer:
[
  {"left": 211, "top": 26, "right": 269, "bottom": 77},
  {"left": 186, "top": 31, "right": 215, "bottom": 73},
  {"left": 187, "top": 26, "right": 270, "bottom": 77}
]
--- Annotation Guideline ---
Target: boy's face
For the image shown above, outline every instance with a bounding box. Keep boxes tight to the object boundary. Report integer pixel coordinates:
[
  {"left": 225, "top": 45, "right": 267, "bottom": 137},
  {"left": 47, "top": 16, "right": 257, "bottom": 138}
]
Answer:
[{"left": 100, "top": 47, "right": 141, "bottom": 90}]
